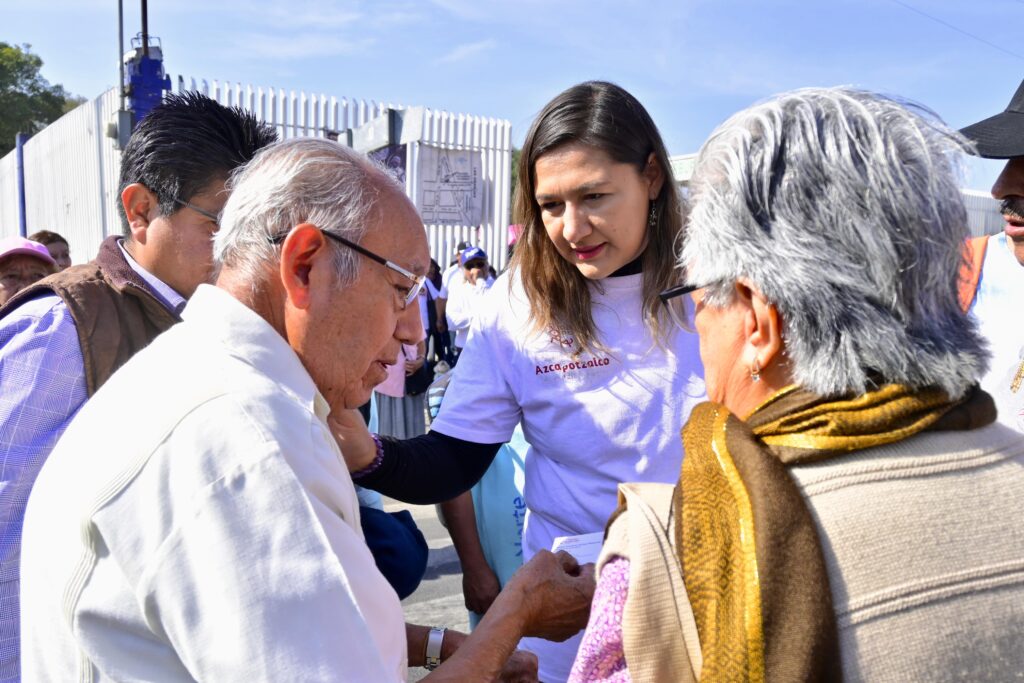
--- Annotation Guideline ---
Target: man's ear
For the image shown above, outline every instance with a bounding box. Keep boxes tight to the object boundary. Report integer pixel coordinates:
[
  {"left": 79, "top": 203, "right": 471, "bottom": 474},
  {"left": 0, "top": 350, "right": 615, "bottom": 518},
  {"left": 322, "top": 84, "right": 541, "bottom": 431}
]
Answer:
[
  {"left": 279, "top": 223, "right": 330, "bottom": 310},
  {"left": 735, "top": 279, "right": 783, "bottom": 372},
  {"left": 121, "top": 183, "right": 159, "bottom": 244}
]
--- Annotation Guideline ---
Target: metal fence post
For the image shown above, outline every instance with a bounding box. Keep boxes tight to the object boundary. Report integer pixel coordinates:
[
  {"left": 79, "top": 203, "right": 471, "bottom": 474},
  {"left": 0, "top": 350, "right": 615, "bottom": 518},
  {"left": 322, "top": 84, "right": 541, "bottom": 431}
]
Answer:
[{"left": 15, "top": 132, "right": 29, "bottom": 237}]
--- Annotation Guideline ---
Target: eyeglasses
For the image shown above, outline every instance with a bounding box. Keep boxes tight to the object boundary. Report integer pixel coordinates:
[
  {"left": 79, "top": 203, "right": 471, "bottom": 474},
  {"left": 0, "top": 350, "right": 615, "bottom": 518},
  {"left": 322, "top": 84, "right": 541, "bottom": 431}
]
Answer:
[
  {"left": 462, "top": 259, "right": 487, "bottom": 270},
  {"left": 658, "top": 282, "right": 707, "bottom": 332},
  {"left": 173, "top": 197, "right": 220, "bottom": 225},
  {"left": 271, "top": 228, "right": 425, "bottom": 308}
]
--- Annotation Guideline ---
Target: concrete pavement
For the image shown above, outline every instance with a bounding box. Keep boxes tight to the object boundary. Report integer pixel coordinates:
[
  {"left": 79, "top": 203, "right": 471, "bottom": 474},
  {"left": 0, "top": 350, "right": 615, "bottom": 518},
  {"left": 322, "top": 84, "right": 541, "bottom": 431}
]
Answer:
[{"left": 384, "top": 497, "right": 469, "bottom": 682}]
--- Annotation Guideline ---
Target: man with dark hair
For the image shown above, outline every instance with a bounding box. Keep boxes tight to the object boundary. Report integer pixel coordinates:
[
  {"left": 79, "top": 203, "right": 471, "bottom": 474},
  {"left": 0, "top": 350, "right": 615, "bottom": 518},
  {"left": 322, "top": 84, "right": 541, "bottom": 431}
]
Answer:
[
  {"left": 959, "top": 78, "right": 1024, "bottom": 432},
  {"left": 0, "top": 91, "right": 276, "bottom": 681}
]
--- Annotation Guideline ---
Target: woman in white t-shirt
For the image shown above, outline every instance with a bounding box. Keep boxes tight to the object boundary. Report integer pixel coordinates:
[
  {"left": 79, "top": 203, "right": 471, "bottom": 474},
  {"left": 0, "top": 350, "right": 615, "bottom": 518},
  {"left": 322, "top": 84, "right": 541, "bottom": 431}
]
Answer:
[{"left": 348, "top": 81, "right": 705, "bottom": 683}]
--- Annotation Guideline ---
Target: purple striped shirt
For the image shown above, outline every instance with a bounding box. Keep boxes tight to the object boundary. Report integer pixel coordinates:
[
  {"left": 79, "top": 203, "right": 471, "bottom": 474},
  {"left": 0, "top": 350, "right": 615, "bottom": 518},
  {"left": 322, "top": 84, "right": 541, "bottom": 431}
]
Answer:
[{"left": 0, "top": 242, "right": 182, "bottom": 681}]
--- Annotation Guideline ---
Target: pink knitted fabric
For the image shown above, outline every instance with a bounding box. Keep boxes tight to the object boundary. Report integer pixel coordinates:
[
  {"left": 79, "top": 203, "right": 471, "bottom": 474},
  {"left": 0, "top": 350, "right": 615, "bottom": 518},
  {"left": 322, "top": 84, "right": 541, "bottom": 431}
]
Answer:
[{"left": 568, "top": 556, "right": 631, "bottom": 682}]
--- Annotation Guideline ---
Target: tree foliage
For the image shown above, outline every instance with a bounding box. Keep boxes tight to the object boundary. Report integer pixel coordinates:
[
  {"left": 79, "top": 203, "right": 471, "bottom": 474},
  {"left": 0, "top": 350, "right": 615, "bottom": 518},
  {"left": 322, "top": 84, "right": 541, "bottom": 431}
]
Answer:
[
  {"left": 510, "top": 146, "right": 521, "bottom": 203},
  {"left": 0, "top": 43, "right": 80, "bottom": 157}
]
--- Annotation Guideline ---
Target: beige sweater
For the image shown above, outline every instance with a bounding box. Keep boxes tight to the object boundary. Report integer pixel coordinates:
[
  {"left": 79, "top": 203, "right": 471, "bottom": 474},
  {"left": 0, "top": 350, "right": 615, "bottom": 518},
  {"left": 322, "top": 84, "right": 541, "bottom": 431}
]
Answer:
[
  {"left": 790, "top": 420, "right": 1024, "bottom": 681},
  {"left": 600, "top": 421, "right": 1024, "bottom": 682}
]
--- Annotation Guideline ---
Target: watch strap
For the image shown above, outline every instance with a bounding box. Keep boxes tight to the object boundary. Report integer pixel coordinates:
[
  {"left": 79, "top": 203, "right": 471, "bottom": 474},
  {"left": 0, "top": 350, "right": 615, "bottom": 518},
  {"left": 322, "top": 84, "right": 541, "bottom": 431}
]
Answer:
[{"left": 424, "top": 627, "right": 445, "bottom": 670}]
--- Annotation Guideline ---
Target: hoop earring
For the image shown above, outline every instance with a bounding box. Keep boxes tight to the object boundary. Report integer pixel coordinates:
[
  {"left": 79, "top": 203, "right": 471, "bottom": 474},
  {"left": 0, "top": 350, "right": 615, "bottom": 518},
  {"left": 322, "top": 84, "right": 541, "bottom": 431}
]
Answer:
[
  {"left": 750, "top": 360, "right": 761, "bottom": 382},
  {"left": 647, "top": 203, "right": 657, "bottom": 231}
]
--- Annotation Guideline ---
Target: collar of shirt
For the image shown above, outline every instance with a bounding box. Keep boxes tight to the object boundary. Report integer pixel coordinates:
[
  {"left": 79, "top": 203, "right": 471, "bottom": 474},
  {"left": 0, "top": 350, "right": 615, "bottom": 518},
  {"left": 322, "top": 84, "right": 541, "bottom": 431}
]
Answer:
[
  {"left": 117, "top": 240, "right": 187, "bottom": 315},
  {"left": 181, "top": 284, "right": 329, "bottom": 420}
]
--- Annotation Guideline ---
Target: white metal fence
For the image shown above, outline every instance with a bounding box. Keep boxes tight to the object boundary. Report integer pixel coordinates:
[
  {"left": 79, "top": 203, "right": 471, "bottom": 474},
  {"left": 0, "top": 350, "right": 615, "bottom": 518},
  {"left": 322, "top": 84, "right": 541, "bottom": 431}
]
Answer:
[
  {"left": 2, "top": 85, "right": 1001, "bottom": 268},
  {"left": 0, "top": 78, "right": 513, "bottom": 270},
  {"left": 962, "top": 189, "right": 1004, "bottom": 238},
  {"left": 0, "top": 88, "right": 123, "bottom": 264}
]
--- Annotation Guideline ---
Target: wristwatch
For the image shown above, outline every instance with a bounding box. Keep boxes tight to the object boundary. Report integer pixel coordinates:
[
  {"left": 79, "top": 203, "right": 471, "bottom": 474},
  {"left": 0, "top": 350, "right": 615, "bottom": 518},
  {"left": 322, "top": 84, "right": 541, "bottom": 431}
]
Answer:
[{"left": 424, "top": 627, "right": 446, "bottom": 670}]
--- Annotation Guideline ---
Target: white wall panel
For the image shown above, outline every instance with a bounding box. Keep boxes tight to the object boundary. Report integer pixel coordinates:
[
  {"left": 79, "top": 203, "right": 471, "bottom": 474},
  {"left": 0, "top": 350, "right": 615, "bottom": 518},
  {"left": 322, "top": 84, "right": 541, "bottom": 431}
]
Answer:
[{"left": 0, "top": 77, "right": 514, "bottom": 269}]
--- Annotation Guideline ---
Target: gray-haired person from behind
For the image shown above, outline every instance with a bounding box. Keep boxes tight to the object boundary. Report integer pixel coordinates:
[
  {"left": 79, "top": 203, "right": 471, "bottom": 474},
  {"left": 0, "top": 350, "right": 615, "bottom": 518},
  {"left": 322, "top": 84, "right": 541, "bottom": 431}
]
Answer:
[{"left": 569, "top": 88, "right": 1024, "bottom": 683}]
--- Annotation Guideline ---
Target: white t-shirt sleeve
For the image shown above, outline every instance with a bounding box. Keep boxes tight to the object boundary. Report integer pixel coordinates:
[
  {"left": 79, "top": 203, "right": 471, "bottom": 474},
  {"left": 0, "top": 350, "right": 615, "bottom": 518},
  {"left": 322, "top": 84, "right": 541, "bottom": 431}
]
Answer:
[{"left": 431, "top": 282, "right": 522, "bottom": 444}]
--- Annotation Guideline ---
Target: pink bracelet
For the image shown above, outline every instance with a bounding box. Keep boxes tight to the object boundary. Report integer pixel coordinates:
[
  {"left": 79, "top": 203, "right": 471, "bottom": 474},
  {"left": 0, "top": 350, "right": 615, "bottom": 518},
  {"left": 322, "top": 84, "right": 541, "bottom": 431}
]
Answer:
[{"left": 352, "top": 432, "right": 385, "bottom": 479}]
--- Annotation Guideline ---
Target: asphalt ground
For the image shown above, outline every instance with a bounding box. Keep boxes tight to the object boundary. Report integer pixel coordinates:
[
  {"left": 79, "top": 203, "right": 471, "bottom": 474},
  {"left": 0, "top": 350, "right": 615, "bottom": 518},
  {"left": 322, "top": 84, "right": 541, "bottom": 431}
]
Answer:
[{"left": 384, "top": 497, "right": 470, "bottom": 682}]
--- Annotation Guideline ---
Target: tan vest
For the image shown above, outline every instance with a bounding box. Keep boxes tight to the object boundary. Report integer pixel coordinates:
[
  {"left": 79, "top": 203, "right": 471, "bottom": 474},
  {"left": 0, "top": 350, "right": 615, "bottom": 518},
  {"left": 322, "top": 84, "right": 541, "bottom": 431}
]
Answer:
[{"left": 0, "top": 235, "right": 180, "bottom": 396}]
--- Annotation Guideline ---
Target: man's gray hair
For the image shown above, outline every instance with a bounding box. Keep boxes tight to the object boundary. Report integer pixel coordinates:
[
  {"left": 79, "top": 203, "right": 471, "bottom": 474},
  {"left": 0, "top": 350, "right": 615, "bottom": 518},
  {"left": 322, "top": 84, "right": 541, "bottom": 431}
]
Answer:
[
  {"left": 214, "top": 137, "right": 403, "bottom": 284},
  {"left": 683, "top": 87, "right": 988, "bottom": 399}
]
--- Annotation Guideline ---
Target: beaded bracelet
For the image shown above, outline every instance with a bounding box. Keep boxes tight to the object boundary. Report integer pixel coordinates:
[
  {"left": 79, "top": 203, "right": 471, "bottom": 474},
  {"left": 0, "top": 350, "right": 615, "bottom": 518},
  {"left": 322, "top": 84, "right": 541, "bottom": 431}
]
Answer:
[{"left": 352, "top": 432, "right": 385, "bottom": 479}]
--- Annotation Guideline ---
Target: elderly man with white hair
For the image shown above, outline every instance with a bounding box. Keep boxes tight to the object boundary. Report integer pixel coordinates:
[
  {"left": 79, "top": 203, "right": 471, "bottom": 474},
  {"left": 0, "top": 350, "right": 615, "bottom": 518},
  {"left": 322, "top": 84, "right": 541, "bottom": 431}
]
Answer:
[{"left": 20, "top": 138, "right": 593, "bottom": 682}]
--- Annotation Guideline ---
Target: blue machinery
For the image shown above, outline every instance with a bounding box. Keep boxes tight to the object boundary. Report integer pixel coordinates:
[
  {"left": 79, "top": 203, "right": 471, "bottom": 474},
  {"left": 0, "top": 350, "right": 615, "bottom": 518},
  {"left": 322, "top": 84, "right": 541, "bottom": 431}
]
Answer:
[
  {"left": 15, "top": 1, "right": 171, "bottom": 233},
  {"left": 116, "top": 0, "right": 171, "bottom": 142}
]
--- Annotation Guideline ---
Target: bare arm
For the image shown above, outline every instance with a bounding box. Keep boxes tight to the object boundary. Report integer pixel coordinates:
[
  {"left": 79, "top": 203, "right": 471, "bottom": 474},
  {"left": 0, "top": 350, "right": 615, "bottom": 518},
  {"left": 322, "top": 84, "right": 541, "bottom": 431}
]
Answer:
[
  {"left": 435, "top": 297, "right": 447, "bottom": 332},
  {"left": 405, "top": 340, "right": 426, "bottom": 376},
  {"left": 440, "top": 492, "right": 502, "bottom": 615}
]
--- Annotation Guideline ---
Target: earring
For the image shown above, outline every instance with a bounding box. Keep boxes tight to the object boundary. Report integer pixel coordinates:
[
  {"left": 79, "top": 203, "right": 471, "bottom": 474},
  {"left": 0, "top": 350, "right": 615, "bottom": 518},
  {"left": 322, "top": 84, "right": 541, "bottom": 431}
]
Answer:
[
  {"left": 647, "top": 203, "right": 657, "bottom": 230},
  {"left": 750, "top": 360, "right": 761, "bottom": 382}
]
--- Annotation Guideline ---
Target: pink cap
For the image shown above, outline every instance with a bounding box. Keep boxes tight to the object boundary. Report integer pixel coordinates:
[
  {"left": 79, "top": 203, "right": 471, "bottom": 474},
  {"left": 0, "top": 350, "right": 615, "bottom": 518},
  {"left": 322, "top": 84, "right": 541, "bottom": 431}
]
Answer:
[{"left": 0, "top": 236, "right": 57, "bottom": 266}]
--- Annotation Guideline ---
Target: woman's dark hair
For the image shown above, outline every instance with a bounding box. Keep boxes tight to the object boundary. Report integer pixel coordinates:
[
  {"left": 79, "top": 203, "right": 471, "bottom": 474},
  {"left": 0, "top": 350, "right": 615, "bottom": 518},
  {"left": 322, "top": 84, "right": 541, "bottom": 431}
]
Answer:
[
  {"left": 27, "top": 230, "right": 68, "bottom": 248},
  {"left": 511, "top": 80, "right": 683, "bottom": 352},
  {"left": 428, "top": 258, "right": 442, "bottom": 289}
]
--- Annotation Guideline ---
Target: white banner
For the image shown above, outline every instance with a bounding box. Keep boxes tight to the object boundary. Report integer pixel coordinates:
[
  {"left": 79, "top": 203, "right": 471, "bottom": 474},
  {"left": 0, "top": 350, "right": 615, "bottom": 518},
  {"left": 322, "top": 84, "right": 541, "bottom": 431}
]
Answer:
[{"left": 416, "top": 144, "right": 484, "bottom": 226}]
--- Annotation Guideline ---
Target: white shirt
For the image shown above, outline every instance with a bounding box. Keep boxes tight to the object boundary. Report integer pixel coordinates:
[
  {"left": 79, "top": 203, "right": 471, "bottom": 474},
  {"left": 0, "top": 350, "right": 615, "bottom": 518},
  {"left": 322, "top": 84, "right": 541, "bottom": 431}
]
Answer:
[
  {"left": 971, "top": 232, "right": 1024, "bottom": 431},
  {"left": 440, "top": 263, "right": 464, "bottom": 332},
  {"left": 431, "top": 271, "right": 705, "bottom": 682},
  {"left": 446, "top": 273, "right": 494, "bottom": 348},
  {"left": 439, "top": 262, "right": 462, "bottom": 300},
  {"left": 21, "top": 284, "right": 406, "bottom": 682}
]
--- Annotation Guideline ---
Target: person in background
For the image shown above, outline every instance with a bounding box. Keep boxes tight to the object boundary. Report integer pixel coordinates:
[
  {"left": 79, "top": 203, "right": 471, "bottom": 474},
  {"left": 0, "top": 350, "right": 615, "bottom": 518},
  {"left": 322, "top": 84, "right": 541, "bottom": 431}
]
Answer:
[
  {"left": 374, "top": 305, "right": 428, "bottom": 440},
  {"left": 435, "top": 239, "right": 470, "bottom": 363},
  {"left": 27, "top": 230, "right": 71, "bottom": 270},
  {"left": 439, "top": 242, "right": 525, "bottom": 630},
  {"left": 0, "top": 92, "right": 277, "bottom": 683},
  {"left": 0, "top": 237, "right": 56, "bottom": 306},
  {"left": 446, "top": 245, "right": 494, "bottom": 363},
  {"left": 336, "top": 81, "right": 705, "bottom": 683},
  {"left": 418, "top": 259, "right": 442, "bottom": 363},
  {"left": 958, "top": 77, "right": 1024, "bottom": 431},
  {"left": 21, "top": 137, "right": 592, "bottom": 682},
  {"left": 570, "top": 87, "right": 1024, "bottom": 683}
]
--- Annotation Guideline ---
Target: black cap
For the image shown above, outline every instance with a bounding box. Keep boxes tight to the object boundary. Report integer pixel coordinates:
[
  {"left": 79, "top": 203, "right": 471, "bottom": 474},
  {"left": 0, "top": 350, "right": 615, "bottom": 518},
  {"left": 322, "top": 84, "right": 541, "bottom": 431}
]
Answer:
[{"left": 960, "top": 78, "right": 1024, "bottom": 159}]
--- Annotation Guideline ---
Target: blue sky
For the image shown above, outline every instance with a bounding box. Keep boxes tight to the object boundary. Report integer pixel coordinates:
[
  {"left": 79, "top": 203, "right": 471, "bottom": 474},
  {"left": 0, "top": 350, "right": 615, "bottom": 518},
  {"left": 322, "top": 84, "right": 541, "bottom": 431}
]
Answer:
[{"left": 6, "top": 0, "right": 1021, "bottom": 190}]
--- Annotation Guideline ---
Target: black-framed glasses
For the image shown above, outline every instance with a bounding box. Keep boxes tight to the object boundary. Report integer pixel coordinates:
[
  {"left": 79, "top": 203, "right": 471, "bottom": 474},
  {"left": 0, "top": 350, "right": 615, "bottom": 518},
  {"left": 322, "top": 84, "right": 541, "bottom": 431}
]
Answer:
[
  {"left": 271, "top": 229, "right": 425, "bottom": 308},
  {"left": 462, "top": 259, "right": 487, "bottom": 270},
  {"left": 172, "top": 197, "right": 220, "bottom": 224},
  {"left": 658, "top": 283, "right": 705, "bottom": 332}
]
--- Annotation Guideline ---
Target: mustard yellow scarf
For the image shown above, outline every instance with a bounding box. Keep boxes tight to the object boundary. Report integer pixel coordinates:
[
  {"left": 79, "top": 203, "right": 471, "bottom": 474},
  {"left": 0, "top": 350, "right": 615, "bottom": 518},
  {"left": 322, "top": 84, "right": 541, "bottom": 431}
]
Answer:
[{"left": 675, "top": 384, "right": 995, "bottom": 681}]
